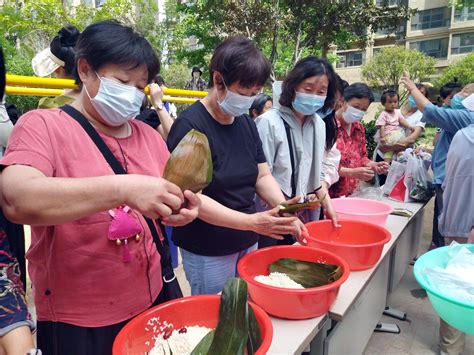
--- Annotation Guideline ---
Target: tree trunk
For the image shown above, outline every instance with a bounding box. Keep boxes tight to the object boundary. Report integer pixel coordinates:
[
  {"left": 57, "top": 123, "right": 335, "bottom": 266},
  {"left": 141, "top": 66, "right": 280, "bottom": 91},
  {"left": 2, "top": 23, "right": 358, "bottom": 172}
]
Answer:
[
  {"left": 269, "top": 0, "right": 279, "bottom": 66},
  {"left": 293, "top": 20, "right": 302, "bottom": 64}
]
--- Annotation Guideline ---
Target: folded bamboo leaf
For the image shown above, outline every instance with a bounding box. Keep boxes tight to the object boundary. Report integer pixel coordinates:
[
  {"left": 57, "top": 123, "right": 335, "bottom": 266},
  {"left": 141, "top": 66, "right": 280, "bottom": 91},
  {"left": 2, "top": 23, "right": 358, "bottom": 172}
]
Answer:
[
  {"left": 163, "top": 129, "right": 212, "bottom": 193},
  {"left": 191, "top": 330, "right": 215, "bottom": 355},
  {"left": 269, "top": 258, "right": 343, "bottom": 288},
  {"left": 207, "top": 278, "right": 248, "bottom": 355},
  {"left": 278, "top": 194, "right": 326, "bottom": 216},
  {"left": 246, "top": 303, "right": 262, "bottom": 355}
]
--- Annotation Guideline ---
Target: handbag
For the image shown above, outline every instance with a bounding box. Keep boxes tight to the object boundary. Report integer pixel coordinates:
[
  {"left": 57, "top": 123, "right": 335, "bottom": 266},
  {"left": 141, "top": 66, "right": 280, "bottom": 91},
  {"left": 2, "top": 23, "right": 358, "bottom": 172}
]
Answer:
[{"left": 61, "top": 105, "right": 183, "bottom": 303}]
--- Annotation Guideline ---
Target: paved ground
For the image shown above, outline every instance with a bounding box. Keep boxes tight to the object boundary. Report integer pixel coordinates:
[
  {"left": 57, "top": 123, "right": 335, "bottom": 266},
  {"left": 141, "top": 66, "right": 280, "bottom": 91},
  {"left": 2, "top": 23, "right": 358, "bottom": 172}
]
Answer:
[{"left": 23, "top": 198, "right": 473, "bottom": 354}]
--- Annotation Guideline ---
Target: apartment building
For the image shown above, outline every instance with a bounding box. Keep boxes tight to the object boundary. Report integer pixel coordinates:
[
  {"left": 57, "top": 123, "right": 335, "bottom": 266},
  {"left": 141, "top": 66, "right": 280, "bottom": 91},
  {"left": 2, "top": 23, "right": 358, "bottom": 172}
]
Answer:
[{"left": 335, "top": 0, "right": 474, "bottom": 83}]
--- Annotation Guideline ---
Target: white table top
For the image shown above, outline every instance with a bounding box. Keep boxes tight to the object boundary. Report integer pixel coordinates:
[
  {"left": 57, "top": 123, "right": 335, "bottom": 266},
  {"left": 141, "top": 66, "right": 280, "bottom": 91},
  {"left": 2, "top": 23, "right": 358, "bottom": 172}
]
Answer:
[{"left": 268, "top": 197, "right": 427, "bottom": 353}]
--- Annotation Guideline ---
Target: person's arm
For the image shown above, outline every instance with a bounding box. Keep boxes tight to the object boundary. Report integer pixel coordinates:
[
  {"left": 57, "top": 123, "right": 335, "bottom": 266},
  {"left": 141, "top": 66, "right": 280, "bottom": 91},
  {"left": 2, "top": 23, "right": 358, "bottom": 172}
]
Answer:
[
  {"left": 399, "top": 75, "right": 431, "bottom": 111},
  {"left": 255, "top": 162, "right": 286, "bottom": 207},
  {"left": 339, "top": 166, "right": 374, "bottom": 181},
  {"left": 399, "top": 117, "right": 412, "bottom": 130},
  {"left": 379, "top": 125, "right": 386, "bottom": 142},
  {"left": 0, "top": 165, "right": 191, "bottom": 225},
  {"left": 197, "top": 194, "right": 298, "bottom": 240},
  {"left": 149, "top": 83, "right": 174, "bottom": 140},
  {"left": 322, "top": 144, "right": 341, "bottom": 188}
]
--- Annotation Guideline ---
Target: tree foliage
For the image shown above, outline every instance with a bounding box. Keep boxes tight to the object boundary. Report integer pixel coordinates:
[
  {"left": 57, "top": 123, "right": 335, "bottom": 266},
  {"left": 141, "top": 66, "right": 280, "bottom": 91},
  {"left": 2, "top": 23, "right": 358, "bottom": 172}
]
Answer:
[
  {"left": 171, "top": 0, "right": 414, "bottom": 78},
  {"left": 361, "top": 46, "right": 437, "bottom": 92},
  {"left": 433, "top": 53, "right": 474, "bottom": 88}
]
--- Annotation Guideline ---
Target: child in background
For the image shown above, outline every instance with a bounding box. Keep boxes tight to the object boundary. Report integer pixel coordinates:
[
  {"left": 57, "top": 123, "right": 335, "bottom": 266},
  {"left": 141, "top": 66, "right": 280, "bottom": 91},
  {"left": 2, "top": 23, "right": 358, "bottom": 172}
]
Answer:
[{"left": 376, "top": 90, "right": 414, "bottom": 162}]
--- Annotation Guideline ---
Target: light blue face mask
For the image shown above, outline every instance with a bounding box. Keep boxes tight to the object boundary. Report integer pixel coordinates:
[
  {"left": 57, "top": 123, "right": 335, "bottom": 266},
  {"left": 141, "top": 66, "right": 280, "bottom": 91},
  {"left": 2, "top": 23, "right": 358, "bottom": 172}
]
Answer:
[
  {"left": 218, "top": 80, "right": 257, "bottom": 117},
  {"left": 292, "top": 92, "right": 326, "bottom": 115},
  {"left": 317, "top": 107, "right": 334, "bottom": 119},
  {"left": 408, "top": 95, "right": 417, "bottom": 108},
  {"left": 450, "top": 94, "right": 466, "bottom": 110}
]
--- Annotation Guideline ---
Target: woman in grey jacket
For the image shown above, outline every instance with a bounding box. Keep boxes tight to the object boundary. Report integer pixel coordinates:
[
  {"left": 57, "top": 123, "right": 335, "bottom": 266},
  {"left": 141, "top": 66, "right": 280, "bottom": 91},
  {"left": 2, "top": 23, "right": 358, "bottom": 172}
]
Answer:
[{"left": 256, "top": 57, "right": 339, "bottom": 247}]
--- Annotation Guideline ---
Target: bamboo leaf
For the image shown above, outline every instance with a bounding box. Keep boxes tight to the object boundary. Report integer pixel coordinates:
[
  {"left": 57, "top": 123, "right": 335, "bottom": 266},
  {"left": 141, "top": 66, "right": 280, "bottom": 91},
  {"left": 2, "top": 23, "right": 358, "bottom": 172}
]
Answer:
[
  {"left": 269, "top": 258, "right": 342, "bottom": 288},
  {"left": 191, "top": 330, "right": 215, "bottom": 355}
]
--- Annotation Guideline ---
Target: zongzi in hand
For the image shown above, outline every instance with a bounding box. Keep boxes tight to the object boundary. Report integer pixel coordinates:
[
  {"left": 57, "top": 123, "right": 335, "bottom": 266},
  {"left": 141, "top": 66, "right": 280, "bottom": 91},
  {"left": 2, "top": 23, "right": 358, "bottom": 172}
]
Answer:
[{"left": 163, "top": 129, "right": 213, "bottom": 193}]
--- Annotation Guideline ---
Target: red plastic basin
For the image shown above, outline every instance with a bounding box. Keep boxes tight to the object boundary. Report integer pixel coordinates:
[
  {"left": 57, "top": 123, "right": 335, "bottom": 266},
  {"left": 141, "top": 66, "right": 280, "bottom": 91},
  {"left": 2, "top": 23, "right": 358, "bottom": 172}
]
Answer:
[
  {"left": 113, "top": 295, "right": 273, "bottom": 355},
  {"left": 237, "top": 245, "right": 350, "bottom": 320},
  {"left": 305, "top": 220, "right": 391, "bottom": 271},
  {"left": 331, "top": 198, "right": 393, "bottom": 226}
]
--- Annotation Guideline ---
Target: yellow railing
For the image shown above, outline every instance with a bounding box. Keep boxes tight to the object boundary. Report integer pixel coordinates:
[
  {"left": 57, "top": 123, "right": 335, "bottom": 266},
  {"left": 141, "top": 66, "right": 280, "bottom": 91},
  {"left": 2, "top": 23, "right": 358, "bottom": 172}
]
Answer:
[{"left": 5, "top": 74, "right": 207, "bottom": 104}]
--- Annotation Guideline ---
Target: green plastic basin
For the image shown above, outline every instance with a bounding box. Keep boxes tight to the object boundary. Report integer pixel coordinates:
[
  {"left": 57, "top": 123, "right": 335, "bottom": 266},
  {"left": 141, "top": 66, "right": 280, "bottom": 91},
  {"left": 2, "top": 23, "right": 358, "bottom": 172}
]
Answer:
[{"left": 413, "top": 244, "right": 474, "bottom": 335}]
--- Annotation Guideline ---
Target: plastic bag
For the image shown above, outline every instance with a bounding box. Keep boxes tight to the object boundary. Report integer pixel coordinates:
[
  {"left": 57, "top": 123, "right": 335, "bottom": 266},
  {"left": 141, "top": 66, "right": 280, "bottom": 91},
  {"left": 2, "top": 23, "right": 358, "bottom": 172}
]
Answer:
[
  {"left": 383, "top": 160, "right": 406, "bottom": 196},
  {"left": 424, "top": 242, "right": 474, "bottom": 304},
  {"left": 405, "top": 154, "right": 434, "bottom": 202}
]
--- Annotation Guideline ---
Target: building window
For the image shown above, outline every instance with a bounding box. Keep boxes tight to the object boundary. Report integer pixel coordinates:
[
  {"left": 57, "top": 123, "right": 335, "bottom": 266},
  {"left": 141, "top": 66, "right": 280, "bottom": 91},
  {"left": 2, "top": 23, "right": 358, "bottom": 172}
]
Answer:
[
  {"left": 410, "top": 38, "right": 449, "bottom": 59},
  {"left": 376, "top": 0, "right": 399, "bottom": 6},
  {"left": 454, "top": 6, "right": 474, "bottom": 22},
  {"left": 451, "top": 32, "right": 474, "bottom": 54},
  {"left": 336, "top": 51, "right": 365, "bottom": 68},
  {"left": 411, "top": 7, "right": 450, "bottom": 31}
]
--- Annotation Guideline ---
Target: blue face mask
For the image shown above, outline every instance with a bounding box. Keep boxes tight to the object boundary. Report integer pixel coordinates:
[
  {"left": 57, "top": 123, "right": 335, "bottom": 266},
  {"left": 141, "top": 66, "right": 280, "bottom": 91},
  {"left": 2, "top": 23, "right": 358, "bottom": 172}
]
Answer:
[
  {"left": 408, "top": 95, "right": 417, "bottom": 108},
  {"left": 292, "top": 92, "right": 326, "bottom": 115},
  {"left": 317, "top": 107, "right": 334, "bottom": 119},
  {"left": 450, "top": 95, "right": 465, "bottom": 110}
]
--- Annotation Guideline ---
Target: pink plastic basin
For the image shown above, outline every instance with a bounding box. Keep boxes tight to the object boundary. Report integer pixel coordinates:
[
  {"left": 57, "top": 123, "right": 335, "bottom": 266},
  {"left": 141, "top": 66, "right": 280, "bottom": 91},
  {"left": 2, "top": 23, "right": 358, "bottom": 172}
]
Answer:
[
  {"left": 238, "top": 245, "right": 350, "bottom": 320},
  {"left": 305, "top": 220, "right": 391, "bottom": 271},
  {"left": 331, "top": 197, "right": 393, "bottom": 226}
]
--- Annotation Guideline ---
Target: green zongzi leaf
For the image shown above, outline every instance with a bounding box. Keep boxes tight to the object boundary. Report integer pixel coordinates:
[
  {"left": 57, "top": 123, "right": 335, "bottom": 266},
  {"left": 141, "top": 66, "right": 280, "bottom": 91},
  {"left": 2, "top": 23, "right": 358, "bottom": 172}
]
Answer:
[
  {"left": 207, "top": 278, "right": 248, "bottom": 355},
  {"left": 269, "top": 258, "right": 343, "bottom": 288},
  {"left": 246, "top": 304, "right": 262, "bottom": 355},
  {"left": 191, "top": 330, "right": 215, "bottom": 355},
  {"left": 163, "top": 129, "right": 213, "bottom": 193}
]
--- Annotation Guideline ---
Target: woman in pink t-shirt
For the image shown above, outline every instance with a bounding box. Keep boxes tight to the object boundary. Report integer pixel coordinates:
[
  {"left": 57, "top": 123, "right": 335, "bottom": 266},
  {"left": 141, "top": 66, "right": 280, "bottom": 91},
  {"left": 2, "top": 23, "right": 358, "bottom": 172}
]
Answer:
[{"left": 0, "top": 20, "right": 200, "bottom": 354}]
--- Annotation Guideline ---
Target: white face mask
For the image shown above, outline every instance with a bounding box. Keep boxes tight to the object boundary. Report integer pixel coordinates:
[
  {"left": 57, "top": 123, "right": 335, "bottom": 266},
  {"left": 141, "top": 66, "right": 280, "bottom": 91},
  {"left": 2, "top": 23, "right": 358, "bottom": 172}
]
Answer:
[
  {"left": 85, "top": 73, "right": 145, "bottom": 127},
  {"left": 342, "top": 105, "right": 366, "bottom": 124},
  {"left": 461, "top": 93, "right": 474, "bottom": 111},
  {"left": 218, "top": 80, "right": 257, "bottom": 117}
]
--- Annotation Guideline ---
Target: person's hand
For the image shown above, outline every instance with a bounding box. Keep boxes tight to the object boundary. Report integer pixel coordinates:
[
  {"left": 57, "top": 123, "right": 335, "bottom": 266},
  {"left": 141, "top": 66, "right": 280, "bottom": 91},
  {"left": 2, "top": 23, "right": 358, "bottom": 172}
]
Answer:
[
  {"left": 162, "top": 190, "right": 201, "bottom": 227},
  {"left": 414, "top": 146, "right": 425, "bottom": 155},
  {"left": 380, "top": 136, "right": 387, "bottom": 145},
  {"left": 149, "top": 83, "right": 164, "bottom": 107},
  {"left": 248, "top": 207, "right": 299, "bottom": 240},
  {"left": 293, "top": 218, "right": 309, "bottom": 245},
  {"left": 409, "top": 126, "right": 415, "bottom": 132},
  {"left": 323, "top": 197, "right": 340, "bottom": 228},
  {"left": 351, "top": 167, "right": 375, "bottom": 181},
  {"left": 119, "top": 175, "right": 184, "bottom": 220},
  {"left": 375, "top": 161, "right": 389, "bottom": 174},
  {"left": 399, "top": 73, "right": 416, "bottom": 93}
]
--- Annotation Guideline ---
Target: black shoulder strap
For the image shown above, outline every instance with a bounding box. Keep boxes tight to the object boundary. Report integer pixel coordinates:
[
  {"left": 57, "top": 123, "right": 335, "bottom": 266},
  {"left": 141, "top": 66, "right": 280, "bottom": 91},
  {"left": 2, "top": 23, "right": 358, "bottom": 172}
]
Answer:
[
  {"left": 61, "top": 105, "right": 174, "bottom": 280},
  {"left": 281, "top": 118, "right": 296, "bottom": 198}
]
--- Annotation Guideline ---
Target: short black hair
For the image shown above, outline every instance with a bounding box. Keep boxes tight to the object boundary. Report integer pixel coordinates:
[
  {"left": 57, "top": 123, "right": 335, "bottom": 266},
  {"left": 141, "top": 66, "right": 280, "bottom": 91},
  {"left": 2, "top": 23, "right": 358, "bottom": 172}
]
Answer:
[
  {"left": 343, "top": 83, "right": 375, "bottom": 103},
  {"left": 249, "top": 93, "right": 272, "bottom": 117},
  {"left": 380, "top": 89, "right": 398, "bottom": 104},
  {"left": 208, "top": 36, "right": 271, "bottom": 89},
  {"left": 440, "top": 82, "right": 462, "bottom": 99},
  {"left": 73, "top": 20, "right": 160, "bottom": 84},
  {"left": 153, "top": 74, "right": 165, "bottom": 86},
  {"left": 50, "top": 25, "right": 80, "bottom": 77},
  {"left": 280, "top": 56, "right": 337, "bottom": 112},
  {"left": 416, "top": 83, "right": 429, "bottom": 98}
]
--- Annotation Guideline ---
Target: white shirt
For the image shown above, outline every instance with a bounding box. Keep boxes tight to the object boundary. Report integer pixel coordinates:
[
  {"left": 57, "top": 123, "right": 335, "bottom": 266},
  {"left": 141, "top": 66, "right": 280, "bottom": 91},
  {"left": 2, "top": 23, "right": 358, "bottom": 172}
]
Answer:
[
  {"left": 323, "top": 143, "right": 341, "bottom": 187},
  {"left": 0, "top": 100, "right": 14, "bottom": 158},
  {"left": 256, "top": 106, "right": 326, "bottom": 199}
]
